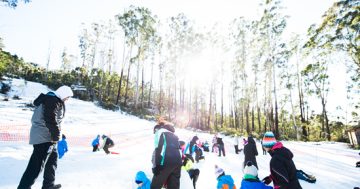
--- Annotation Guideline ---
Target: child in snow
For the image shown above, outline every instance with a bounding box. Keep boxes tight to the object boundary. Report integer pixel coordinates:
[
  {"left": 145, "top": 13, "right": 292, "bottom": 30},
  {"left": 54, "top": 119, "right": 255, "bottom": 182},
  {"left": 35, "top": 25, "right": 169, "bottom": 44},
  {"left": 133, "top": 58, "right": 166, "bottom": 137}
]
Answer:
[
  {"left": 261, "top": 131, "right": 302, "bottom": 189},
  {"left": 182, "top": 154, "right": 200, "bottom": 189},
  {"left": 296, "top": 169, "right": 316, "bottom": 183},
  {"left": 92, "top": 134, "right": 100, "bottom": 152},
  {"left": 202, "top": 141, "right": 210, "bottom": 152},
  {"left": 57, "top": 134, "right": 68, "bottom": 159},
  {"left": 135, "top": 171, "right": 151, "bottom": 189},
  {"left": 100, "top": 135, "right": 114, "bottom": 154},
  {"left": 240, "top": 161, "right": 273, "bottom": 189},
  {"left": 215, "top": 165, "right": 236, "bottom": 189}
]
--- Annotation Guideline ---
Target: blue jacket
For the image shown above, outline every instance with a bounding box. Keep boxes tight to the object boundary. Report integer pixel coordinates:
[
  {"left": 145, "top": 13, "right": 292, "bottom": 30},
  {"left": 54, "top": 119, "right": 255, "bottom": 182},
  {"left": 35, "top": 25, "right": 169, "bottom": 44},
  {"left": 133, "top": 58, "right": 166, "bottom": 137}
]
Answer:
[
  {"left": 240, "top": 179, "right": 273, "bottom": 189},
  {"left": 92, "top": 137, "right": 100, "bottom": 146},
  {"left": 135, "top": 171, "right": 151, "bottom": 189},
  {"left": 217, "top": 175, "right": 236, "bottom": 189},
  {"left": 57, "top": 138, "right": 68, "bottom": 159}
]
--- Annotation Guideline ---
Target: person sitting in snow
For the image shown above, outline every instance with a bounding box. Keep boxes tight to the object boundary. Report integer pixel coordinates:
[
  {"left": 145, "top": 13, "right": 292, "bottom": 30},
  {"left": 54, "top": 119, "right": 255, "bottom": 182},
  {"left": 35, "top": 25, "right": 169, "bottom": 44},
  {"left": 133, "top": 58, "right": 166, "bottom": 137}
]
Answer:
[
  {"left": 91, "top": 134, "right": 100, "bottom": 152},
  {"left": 57, "top": 134, "right": 68, "bottom": 159},
  {"left": 135, "top": 171, "right": 151, "bottom": 189},
  {"left": 215, "top": 165, "right": 236, "bottom": 189},
  {"left": 240, "top": 161, "right": 273, "bottom": 189},
  {"left": 201, "top": 141, "right": 210, "bottom": 152},
  {"left": 99, "top": 135, "right": 114, "bottom": 154},
  {"left": 296, "top": 169, "right": 316, "bottom": 183},
  {"left": 182, "top": 154, "right": 200, "bottom": 189}
]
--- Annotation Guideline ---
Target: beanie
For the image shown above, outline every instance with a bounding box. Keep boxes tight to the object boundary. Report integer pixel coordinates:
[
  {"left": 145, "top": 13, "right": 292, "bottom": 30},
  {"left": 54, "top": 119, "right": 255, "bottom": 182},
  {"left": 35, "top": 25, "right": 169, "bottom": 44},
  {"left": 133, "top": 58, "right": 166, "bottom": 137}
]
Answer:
[
  {"left": 55, "top": 86, "right": 73, "bottom": 100},
  {"left": 262, "top": 131, "right": 276, "bottom": 148},
  {"left": 243, "top": 161, "right": 258, "bottom": 177},
  {"left": 214, "top": 165, "right": 224, "bottom": 178}
]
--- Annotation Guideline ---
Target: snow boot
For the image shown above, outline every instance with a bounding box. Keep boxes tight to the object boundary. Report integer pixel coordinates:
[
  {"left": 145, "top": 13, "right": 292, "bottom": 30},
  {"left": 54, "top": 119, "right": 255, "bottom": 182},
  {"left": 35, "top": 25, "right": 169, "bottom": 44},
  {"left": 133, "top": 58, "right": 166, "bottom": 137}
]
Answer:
[{"left": 42, "top": 184, "right": 61, "bottom": 189}]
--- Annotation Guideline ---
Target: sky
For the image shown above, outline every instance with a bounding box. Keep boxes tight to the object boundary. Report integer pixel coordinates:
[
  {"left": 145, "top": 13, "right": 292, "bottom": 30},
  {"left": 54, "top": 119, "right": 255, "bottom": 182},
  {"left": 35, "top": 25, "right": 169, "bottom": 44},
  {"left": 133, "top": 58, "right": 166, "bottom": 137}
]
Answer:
[
  {"left": 0, "top": 78, "right": 359, "bottom": 188},
  {"left": 0, "top": 0, "right": 335, "bottom": 69}
]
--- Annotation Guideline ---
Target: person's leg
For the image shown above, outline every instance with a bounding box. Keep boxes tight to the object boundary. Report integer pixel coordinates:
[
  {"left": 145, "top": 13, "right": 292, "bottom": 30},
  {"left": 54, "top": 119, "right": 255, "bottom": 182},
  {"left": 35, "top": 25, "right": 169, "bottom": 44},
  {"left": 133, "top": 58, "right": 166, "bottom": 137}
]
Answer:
[
  {"left": 151, "top": 166, "right": 173, "bottom": 189},
  {"left": 166, "top": 166, "right": 181, "bottom": 189},
  {"left": 192, "top": 169, "right": 200, "bottom": 189},
  {"left": 42, "top": 146, "right": 58, "bottom": 189},
  {"left": 18, "top": 143, "right": 52, "bottom": 189},
  {"left": 92, "top": 145, "right": 98, "bottom": 152},
  {"left": 103, "top": 145, "right": 110, "bottom": 154}
]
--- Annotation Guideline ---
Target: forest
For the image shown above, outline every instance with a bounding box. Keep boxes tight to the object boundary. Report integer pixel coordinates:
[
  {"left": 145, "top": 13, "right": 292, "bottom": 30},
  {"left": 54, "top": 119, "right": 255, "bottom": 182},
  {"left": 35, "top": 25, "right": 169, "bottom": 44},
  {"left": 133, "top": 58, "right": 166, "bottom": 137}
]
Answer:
[{"left": 0, "top": 0, "right": 359, "bottom": 143}]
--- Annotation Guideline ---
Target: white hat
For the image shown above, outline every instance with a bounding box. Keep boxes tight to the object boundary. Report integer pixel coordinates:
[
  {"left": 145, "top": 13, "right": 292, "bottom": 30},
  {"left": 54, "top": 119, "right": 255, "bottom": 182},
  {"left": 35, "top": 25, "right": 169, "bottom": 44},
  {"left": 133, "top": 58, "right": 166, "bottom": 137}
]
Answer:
[
  {"left": 55, "top": 86, "right": 73, "bottom": 100},
  {"left": 243, "top": 161, "right": 258, "bottom": 177},
  {"left": 214, "top": 165, "right": 224, "bottom": 178}
]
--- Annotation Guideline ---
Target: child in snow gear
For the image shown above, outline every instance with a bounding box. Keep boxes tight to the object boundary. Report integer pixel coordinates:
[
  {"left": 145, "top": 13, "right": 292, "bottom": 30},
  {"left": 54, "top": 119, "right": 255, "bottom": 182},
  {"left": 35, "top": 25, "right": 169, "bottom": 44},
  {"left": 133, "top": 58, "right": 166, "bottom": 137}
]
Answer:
[
  {"left": 57, "top": 134, "right": 68, "bottom": 159},
  {"left": 260, "top": 139, "right": 267, "bottom": 155},
  {"left": 135, "top": 171, "right": 151, "bottom": 189},
  {"left": 151, "top": 118, "right": 182, "bottom": 189},
  {"left": 243, "top": 136, "right": 258, "bottom": 169},
  {"left": 240, "top": 161, "right": 273, "bottom": 189},
  {"left": 185, "top": 136, "right": 205, "bottom": 162},
  {"left": 202, "top": 141, "right": 210, "bottom": 152},
  {"left": 296, "top": 170, "right": 316, "bottom": 183},
  {"left": 234, "top": 135, "right": 240, "bottom": 154},
  {"left": 182, "top": 154, "right": 200, "bottom": 189},
  {"left": 215, "top": 165, "right": 236, "bottom": 189},
  {"left": 261, "top": 131, "right": 302, "bottom": 189},
  {"left": 92, "top": 134, "right": 100, "bottom": 152},
  {"left": 212, "top": 134, "right": 218, "bottom": 153},
  {"left": 100, "top": 135, "right": 114, "bottom": 154},
  {"left": 18, "top": 85, "right": 73, "bottom": 189}
]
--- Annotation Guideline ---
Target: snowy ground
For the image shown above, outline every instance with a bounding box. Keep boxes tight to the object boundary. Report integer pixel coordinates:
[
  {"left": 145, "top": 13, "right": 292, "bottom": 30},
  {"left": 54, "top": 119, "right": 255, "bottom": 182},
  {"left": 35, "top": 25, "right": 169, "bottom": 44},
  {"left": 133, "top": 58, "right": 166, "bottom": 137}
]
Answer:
[{"left": 0, "top": 79, "right": 359, "bottom": 189}]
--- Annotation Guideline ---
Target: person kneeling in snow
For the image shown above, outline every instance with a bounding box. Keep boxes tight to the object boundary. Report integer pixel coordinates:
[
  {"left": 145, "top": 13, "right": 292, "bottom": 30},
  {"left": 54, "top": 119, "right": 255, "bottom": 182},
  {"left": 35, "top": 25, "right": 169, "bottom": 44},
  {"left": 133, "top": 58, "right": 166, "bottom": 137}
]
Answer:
[
  {"left": 135, "top": 171, "right": 151, "bottom": 189},
  {"left": 99, "top": 135, "right": 114, "bottom": 154},
  {"left": 240, "top": 161, "right": 273, "bottom": 189},
  {"left": 91, "top": 134, "right": 100, "bottom": 152},
  {"left": 57, "top": 134, "right": 68, "bottom": 159},
  {"left": 215, "top": 165, "right": 236, "bottom": 189},
  {"left": 182, "top": 154, "right": 200, "bottom": 189}
]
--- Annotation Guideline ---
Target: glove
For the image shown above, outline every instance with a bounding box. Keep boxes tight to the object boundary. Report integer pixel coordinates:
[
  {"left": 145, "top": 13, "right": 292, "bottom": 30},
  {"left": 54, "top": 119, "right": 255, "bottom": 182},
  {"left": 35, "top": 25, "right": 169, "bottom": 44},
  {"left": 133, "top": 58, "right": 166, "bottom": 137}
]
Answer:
[
  {"left": 262, "top": 176, "right": 272, "bottom": 185},
  {"left": 152, "top": 166, "right": 162, "bottom": 175}
]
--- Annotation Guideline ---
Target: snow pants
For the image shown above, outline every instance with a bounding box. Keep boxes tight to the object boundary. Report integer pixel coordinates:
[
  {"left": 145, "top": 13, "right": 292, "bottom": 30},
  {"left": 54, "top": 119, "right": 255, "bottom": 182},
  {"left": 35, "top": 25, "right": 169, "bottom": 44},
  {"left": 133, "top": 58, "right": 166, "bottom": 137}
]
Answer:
[
  {"left": 218, "top": 144, "right": 225, "bottom": 157},
  {"left": 151, "top": 165, "right": 181, "bottom": 189},
  {"left": 18, "top": 142, "right": 58, "bottom": 189}
]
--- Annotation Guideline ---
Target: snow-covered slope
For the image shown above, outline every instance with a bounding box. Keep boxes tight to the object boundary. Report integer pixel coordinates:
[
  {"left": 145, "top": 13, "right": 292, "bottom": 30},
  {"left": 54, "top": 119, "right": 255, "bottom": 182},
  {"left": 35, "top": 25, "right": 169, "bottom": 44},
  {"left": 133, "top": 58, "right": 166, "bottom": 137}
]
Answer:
[{"left": 0, "top": 79, "right": 359, "bottom": 189}]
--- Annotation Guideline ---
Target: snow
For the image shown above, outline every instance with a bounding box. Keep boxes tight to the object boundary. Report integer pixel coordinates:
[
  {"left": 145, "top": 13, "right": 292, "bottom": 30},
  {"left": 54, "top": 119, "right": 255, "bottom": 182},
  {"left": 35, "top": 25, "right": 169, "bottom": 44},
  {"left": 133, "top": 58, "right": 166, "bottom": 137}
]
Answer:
[{"left": 0, "top": 78, "right": 359, "bottom": 189}]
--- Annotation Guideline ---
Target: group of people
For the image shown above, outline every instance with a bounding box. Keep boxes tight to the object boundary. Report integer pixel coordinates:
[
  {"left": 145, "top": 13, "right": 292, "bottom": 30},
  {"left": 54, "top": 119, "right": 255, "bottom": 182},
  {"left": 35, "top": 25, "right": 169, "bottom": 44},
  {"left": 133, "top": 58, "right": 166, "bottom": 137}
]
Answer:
[{"left": 16, "top": 85, "right": 316, "bottom": 189}]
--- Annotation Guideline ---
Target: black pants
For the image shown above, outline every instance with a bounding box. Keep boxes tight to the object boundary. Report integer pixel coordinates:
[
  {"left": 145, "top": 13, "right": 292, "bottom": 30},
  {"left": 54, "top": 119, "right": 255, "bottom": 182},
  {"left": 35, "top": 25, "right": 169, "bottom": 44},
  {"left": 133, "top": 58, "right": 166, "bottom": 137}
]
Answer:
[
  {"left": 218, "top": 144, "right": 225, "bottom": 156},
  {"left": 234, "top": 145, "right": 239, "bottom": 154},
  {"left": 188, "top": 169, "right": 200, "bottom": 189},
  {"left": 18, "top": 142, "right": 58, "bottom": 189},
  {"left": 151, "top": 165, "right": 181, "bottom": 189},
  {"left": 103, "top": 144, "right": 114, "bottom": 154},
  {"left": 92, "top": 145, "right": 98, "bottom": 152}
]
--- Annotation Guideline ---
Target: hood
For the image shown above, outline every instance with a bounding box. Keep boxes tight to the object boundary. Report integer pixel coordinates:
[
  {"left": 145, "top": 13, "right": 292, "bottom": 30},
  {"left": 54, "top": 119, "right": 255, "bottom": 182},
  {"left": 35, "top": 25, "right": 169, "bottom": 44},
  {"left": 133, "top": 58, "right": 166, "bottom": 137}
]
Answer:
[
  {"left": 191, "top": 136, "right": 199, "bottom": 143},
  {"left": 33, "top": 92, "right": 57, "bottom": 106},
  {"left": 270, "top": 142, "right": 294, "bottom": 160},
  {"left": 135, "top": 171, "right": 150, "bottom": 183},
  {"left": 247, "top": 136, "right": 256, "bottom": 144}
]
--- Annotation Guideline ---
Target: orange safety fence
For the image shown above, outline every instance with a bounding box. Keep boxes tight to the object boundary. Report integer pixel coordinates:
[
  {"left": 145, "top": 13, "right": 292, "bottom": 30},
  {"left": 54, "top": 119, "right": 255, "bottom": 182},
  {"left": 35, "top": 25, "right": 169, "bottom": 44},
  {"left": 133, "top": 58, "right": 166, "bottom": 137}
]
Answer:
[{"left": 0, "top": 123, "right": 153, "bottom": 148}]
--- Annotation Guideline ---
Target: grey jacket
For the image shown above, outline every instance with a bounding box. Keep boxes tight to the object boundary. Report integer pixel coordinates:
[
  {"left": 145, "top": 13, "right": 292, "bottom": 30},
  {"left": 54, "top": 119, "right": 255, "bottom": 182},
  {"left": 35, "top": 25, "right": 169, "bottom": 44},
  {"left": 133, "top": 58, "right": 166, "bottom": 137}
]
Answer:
[{"left": 29, "top": 92, "right": 65, "bottom": 145}]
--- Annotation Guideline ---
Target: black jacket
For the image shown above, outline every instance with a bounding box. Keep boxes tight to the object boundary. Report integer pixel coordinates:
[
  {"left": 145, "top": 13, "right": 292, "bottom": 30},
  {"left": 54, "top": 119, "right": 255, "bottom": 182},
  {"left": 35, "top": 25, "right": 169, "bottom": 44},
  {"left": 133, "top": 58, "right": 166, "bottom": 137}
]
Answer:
[
  {"left": 30, "top": 92, "right": 64, "bottom": 144},
  {"left": 244, "top": 136, "right": 258, "bottom": 168},
  {"left": 269, "top": 142, "right": 302, "bottom": 189}
]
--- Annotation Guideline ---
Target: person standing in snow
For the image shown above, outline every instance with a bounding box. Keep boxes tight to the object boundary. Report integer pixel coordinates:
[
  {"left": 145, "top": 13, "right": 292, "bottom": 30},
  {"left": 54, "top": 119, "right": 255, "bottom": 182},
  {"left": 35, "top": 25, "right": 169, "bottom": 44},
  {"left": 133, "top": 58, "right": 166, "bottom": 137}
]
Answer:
[
  {"left": 135, "top": 171, "right": 151, "bottom": 189},
  {"left": 18, "top": 85, "right": 73, "bottom": 189},
  {"left": 182, "top": 154, "right": 200, "bottom": 189},
  {"left": 240, "top": 161, "right": 273, "bottom": 189},
  {"left": 215, "top": 165, "right": 236, "bottom": 189},
  {"left": 151, "top": 117, "right": 182, "bottom": 189},
  {"left": 234, "top": 134, "right": 240, "bottom": 154},
  {"left": 217, "top": 135, "right": 225, "bottom": 157},
  {"left": 261, "top": 131, "right": 302, "bottom": 189},
  {"left": 57, "top": 134, "right": 68, "bottom": 159},
  {"left": 99, "top": 135, "right": 114, "bottom": 154},
  {"left": 91, "top": 134, "right": 100, "bottom": 152},
  {"left": 243, "top": 135, "right": 258, "bottom": 169}
]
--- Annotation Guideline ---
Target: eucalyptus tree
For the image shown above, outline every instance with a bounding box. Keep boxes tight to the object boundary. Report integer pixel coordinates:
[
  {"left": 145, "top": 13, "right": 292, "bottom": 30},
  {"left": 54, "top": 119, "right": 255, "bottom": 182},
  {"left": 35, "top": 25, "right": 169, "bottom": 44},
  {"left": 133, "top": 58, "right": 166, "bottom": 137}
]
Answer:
[
  {"left": 306, "top": 0, "right": 359, "bottom": 69},
  {"left": 116, "top": 6, "right": 157, "bottom": 109},
  {"left": 257, "top": 0, "right": 288, "bottom": 138},
  {"left": 302, "top": 49, "right": 332, "bottom": 140},
  {"left": 1, "top": 0, "right": 29, "bottom": 7}
]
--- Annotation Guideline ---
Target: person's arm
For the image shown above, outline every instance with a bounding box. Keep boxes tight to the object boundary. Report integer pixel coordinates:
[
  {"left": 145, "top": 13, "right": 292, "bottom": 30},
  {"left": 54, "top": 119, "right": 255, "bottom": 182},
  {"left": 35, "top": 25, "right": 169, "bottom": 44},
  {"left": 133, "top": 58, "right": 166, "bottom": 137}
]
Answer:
[{"left": 44, "top": 97, "right": 62, "bottom": 142}]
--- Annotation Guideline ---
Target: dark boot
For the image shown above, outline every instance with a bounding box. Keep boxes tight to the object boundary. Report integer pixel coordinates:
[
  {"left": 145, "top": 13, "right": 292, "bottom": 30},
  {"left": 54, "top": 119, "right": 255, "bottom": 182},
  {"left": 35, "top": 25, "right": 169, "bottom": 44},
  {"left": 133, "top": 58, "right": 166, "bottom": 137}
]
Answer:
[{"left": 42, "top": 184, "right": 61, "bottom": 189}]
